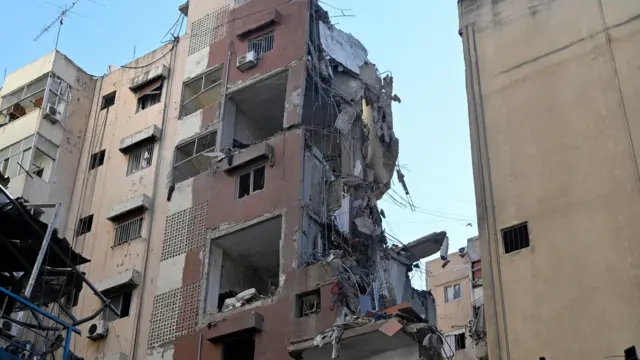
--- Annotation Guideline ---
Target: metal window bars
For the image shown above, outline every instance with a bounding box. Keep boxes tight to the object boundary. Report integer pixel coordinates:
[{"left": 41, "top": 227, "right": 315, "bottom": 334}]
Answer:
[
  {"left": 248, "top": 31, "right": 274, "bottom": 57},
  {"left": 114, "top": 216, "right": 143, "bottom": 246},
  {"left": 127, "top": 144, "right": 154, "bottom": 176}
]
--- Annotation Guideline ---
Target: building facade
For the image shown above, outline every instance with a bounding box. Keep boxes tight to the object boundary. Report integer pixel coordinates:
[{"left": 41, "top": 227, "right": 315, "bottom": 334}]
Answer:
[
  {"left": 0, "top": 51, "right": 96, "bottom": 229},
  {"left": 426, "top": 237, "right": 486, "bottom": 360},
  {"left": 0, "top": 1, "right": 438, "bottom": 360},
  {"left": 458, "top": 0, "right": 640, "bottom": 359}
]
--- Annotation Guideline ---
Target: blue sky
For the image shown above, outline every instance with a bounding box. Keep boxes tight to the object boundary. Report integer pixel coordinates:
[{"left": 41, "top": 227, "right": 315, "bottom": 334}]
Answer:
[{"left": 0, "top": 0, "right": 477, "bottom": 288}]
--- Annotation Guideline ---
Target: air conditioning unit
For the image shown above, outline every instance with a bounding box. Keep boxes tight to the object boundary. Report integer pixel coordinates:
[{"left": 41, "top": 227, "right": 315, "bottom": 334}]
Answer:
[
  {"left": 473, "top": 278, "right": 483, "bottom": 287},
  {"left": 0, "top": 319, "right": 15, "bottom": 338},
  {"left": 87, "top": 320, "right": 108, "bottom": 340},
  {"left": 236, "top": 51, "right": 258, "bottom": 72},
  {"left": 44, "top": 104, "right": 59, "bottom": 123},
  {"left": 458, "top": 247, "right": 467, "bottom": 257}
]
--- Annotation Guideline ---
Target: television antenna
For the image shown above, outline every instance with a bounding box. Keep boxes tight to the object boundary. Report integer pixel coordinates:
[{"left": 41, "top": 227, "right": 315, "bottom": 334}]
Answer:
[{"left": 33, "top": 0, "right": 82, "bottom": 49}]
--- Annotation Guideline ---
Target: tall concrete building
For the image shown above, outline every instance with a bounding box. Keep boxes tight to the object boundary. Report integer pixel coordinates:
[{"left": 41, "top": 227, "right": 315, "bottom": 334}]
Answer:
[
  {"left": 459, "top": 0, "right": 640, "bottom": 359},
  {"left": 0, "top": 1, "right": 448, "bottom": 360}
]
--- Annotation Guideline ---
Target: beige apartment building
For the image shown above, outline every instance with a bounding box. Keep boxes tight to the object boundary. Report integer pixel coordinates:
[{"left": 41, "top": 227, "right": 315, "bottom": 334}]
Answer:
[
  {"left": 427, "top": 237, "right": 486, "bottom": 360},
  {"left": 458, "top": 0, "right": 640, "bottom": 359},
  {"left": 0, "top": 51, "right": 95, "bottom": 230}
]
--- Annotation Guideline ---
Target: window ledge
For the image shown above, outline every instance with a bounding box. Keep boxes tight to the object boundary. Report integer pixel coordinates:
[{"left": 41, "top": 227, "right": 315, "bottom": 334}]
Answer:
[
  {"left": 221, "top": 142, "right": 273, "bottom": 173},
  {"left": 95, "top": 269, "right": 141, "bottom": 297},
  {"left": 236, "top": 9, "right": 282, "bottom": 39},
  {"left": 106, "top": 194, "right": 151, "bottom": 220},
  {"left": 129, "top": 65, "right": 169, "bottom": 91},
  {"left": 119, "top": 125, "right": 161, "bottom": 153},
  {"left": 206, "top": 311, "right": 264, "bottom": 343}
]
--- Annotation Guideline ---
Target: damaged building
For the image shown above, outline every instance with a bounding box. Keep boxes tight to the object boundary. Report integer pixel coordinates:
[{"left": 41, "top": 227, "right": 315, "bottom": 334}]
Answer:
[{"left": 0, "top": 0, "right": 448, "bottom": 359}]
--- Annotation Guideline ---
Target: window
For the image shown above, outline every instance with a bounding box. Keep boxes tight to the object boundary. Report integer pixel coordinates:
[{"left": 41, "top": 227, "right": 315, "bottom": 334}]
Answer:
[
  {"left": 103, "top": 290, "right": 132, "bottom": 322},
  {"left": 46, "top": 76, "right": 70, "bottom": 120},
  {"left": 101, "top": 91, "right": 116, "bottom": 110},
  {"left": 444, "top": 283, "right": 461, "bottom": 303},
  {"left": 181, "top": 67, "right": 223, "bottom": 118},
  {"left": 127, "top": 143, "right": 154, "bottom": 176},
  {"left": 222, "top": 335, "right": 255, "bottom": 360},
  {"left": 454, "top": 333, "right": 466, "bottom": 350},
  {"left": 502, "top": 222, "right": 530, "bottom": 254},
  {"left": 296, "top": 290, "right": 321, "bottom": 318},
  {"left": 114, "top": 216, "right": 143, "bottom": 246},
  {"left": 173, "top": 131, "right": 217, "bottom": 183},
  {"left": 89, "top": 150, "right": 106, "bottom": 171},
  {"left": 77, "top": 214, "right": 94, "bottom": 236},
  {"left": 471, "top": 260, "right": 482, "bottom": 283},
  {"left": 0, "top": 136, "right": 35, "bottom": 178},
  {"left": 248, "top": 31, "right": 274, "bottom": 57},
  {"left": 136, "top": 79, "right": 163, "bottom": 113},
  {"left": 0, "top": 75, "right": 47, "bottom": 124},
  {"left": 237, "top": 165, "right": 265, "bottom": 199}
]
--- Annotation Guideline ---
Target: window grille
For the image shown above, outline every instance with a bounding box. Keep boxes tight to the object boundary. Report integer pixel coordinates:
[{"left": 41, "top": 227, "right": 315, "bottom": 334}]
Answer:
[
  {"left": 127, "top": 144, "right": 154, "bottom": 176},
  {"left": 502, "top": 222, "right": 530, "bottom": 254},
  {"left": 248, "top": 31, "right": 274, "bottom": 56},
  {"left": 114, "top": 216, "right": 143, "bottom": 246}
]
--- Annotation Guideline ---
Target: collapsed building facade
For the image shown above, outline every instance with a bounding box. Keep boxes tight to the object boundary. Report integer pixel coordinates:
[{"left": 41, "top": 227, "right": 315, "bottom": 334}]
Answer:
[{"left": 0, "top": 1, "right": 449, "bottom": 359}]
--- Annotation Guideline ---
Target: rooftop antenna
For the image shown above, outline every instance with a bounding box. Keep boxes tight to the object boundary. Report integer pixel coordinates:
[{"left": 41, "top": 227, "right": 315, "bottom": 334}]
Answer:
[{"left": 33, "top": 0, "right": 82, "bottom": 49}]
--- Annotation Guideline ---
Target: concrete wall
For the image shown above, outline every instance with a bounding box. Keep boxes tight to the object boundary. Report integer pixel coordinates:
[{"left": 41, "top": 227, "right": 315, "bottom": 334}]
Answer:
[
  {"left": 0, "top": 52, "right": 55, "bottom": 96},
  {"left": 67, "top": 43, "right": 178, "bottom": 360},
  {"left": 459, "top": 0, "right": 640, "bottom": 359},
  {"left": 426, "top": 255, "right": 472, "bottom": 334}
]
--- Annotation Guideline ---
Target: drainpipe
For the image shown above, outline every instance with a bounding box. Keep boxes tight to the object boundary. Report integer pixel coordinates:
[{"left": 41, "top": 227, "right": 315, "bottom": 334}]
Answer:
[{"left": 130, "top": 38, "right": 179, "bottom": 360}]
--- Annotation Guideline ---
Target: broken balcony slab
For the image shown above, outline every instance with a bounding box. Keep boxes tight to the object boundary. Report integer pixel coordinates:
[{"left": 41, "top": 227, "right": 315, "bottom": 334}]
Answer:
[
  {"left": 221, "top": 142, "right": 273, "bottom": 173},
  {"left": 129, "top": 64, "right": 169, "bottom": 91},
  {"left": 106, "top": 194, "right": 151, "bottom": 220},
  {"left": 393, "top": 231, "right": 447, "bottom": 262},
  {"left": 288, "top": 319, "right": 418, "bottom": 360},
  {"left": 119, "top": 125, "right": 161, "bottom": 153},
  {"left": 318, "top": 22, "right": 368, "bottom": 75},
  {"left": 206, "top": 311, "right": 264, "bottom": 343},
  {"left": 94, "top": 268, "right": 141, "bottom": 297}
]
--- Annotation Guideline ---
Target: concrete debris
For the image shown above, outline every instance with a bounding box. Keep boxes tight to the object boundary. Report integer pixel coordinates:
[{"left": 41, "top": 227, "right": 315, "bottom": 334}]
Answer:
[
  {"left": 334, "top": 105, "right": 357, "bottom": 134},
  {"left": 220, "top": 288, "right": 261, "bottom": 312},
  {"left": 354, "top": 216, "right": 381, "bottom": 235},
  {"left": 318, "top": 22, "right": 368, "bottom": 75},
  {"left": 332, "top": 72, "right": 365, "bottom": 101}
]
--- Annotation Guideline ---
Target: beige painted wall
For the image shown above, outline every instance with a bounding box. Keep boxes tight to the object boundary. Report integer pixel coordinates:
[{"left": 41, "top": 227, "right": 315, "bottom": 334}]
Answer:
[
  {"left": 459, "top": 0, "right": 640, "bottom": 359},
  {"left": 427, "top": 255, "right": 475, "bottom": 360},
  {"left": 0, "top": 52, "right": 55, "bottom": 96},
  {"left": 66, "top": 43, "right": 178, "bottom": 360}
]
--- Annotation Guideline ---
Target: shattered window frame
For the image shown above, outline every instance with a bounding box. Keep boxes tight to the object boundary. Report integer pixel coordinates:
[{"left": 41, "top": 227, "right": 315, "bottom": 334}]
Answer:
[
  {"left": 180, "top": 66, "right": 223, "bottom": 118},
  {"left": 173, "top": 130, "right": 217, "bottom": 166},
  {"left": 0, "top": 74, "right": 49, "bottom": 125},
  {"left": 102, "top": 289, "right": 132, "bottom": 322}
]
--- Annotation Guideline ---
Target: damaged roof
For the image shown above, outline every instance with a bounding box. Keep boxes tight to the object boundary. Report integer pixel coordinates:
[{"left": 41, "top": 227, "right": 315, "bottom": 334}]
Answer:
[{"left": 392, "top": 231, "right": 447, "bottom": 263}]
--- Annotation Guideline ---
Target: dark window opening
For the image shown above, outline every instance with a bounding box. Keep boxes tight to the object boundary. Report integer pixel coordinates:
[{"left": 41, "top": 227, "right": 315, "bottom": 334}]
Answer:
[
  {"left": 248, "top": 31, "right": 274, "bottom": 57},
  {"left": 101, "top": 91, "right": 116, "bottom": 110},
  {"left": 502, "top": 222, "right": 530, "bottom": 254},
  {"left": 76, "top": 214, "right": 94, "bottom": 236},
  {"left": 228, "top": 71, "right": 286, "bottom": 147},
  {"left": 295, "top": 289, "right": 321, "bottom": 318},
  {"left": 89, "top": 149, "right": 106, "bottom": 171},
  {"left": 237, "top": 165, "right": 265, "bottom": 199},
  {"left": 103, "top": 290, "right": 132, "bottom": 322},
  {"left": 136, "top": 80, "right": 163, "bottom": 113},
  {"left": 454, "top": 333, "right": 466, "bottom": 350},
  {"left": 208, "top": 216, "right": 281, "bottom": 314},
  {"left": 471, "top": 260, "right": 482, "bottom": 285},
  {"left": 222, "top": 334, "right": 255, "bottom": 360}
]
